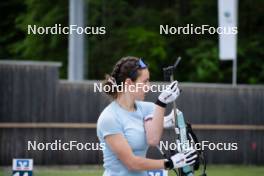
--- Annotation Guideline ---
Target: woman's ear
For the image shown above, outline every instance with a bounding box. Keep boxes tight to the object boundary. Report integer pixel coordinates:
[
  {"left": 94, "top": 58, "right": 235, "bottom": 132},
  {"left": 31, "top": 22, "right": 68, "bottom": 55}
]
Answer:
[{"left": 124, "top": 78, "right": 133, "bottom": 85}]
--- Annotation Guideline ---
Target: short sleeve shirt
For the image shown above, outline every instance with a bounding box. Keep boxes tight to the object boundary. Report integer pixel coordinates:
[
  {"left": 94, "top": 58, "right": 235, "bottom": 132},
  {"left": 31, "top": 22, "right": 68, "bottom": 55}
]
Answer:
[{"left": 97, "top": 100, "right": 155, "bottom": 176}]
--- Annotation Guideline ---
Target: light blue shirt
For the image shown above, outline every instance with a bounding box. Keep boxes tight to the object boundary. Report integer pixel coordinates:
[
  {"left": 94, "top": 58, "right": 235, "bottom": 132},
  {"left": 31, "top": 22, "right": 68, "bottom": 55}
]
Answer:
[{"left": 97, "top": 100, "right": 155, "bottom": 176}]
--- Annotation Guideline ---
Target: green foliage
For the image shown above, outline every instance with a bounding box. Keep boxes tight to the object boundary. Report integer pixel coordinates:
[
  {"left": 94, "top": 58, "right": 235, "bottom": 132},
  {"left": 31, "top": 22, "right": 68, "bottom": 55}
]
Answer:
[
  {"left": 0, "top": 0, "right": 68, "bottom": 78},
  {"left": 185, "top": 40, "right": 220, "bottom": 82},
  {"left": 0, "top": 0, "right": 263, "bottom": 83}
]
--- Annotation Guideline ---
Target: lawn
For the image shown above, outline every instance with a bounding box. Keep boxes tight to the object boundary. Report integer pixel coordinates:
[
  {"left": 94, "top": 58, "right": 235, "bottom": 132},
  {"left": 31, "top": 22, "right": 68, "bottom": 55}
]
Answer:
[{"left": 1, "top": 165, "right": 264, "bottom": 176}]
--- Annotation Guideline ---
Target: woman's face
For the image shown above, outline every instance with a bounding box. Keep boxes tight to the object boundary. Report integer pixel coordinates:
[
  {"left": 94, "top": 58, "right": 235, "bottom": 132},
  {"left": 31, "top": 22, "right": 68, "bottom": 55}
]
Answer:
[{"left": 130, "top": 69, "right": 150, "bottom": 101}]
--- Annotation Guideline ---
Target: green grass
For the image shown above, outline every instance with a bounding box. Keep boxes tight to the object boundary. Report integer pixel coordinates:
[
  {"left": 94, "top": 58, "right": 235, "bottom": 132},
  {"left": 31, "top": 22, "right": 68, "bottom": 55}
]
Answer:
[
  {"left": 1, "top": 165, "right": 264, "bottom": 176},
  {"left": 198, "top": 165, "right": 264, "bottom": 176}
]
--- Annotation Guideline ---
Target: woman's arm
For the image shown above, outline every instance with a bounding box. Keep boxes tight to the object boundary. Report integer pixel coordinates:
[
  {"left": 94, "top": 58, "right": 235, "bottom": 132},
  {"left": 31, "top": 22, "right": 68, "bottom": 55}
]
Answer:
[
  {"left": 144, "top": 80, "right": 180, "bottom": 146},
  {"left": 105, "top": 134, "right": 165, "bottom": 171},
  {"left": 144, "top": 105, "right": 165, "bottom": 146},
  {"left": 105, "top": 133, "right": 197, "bottom": 171}
]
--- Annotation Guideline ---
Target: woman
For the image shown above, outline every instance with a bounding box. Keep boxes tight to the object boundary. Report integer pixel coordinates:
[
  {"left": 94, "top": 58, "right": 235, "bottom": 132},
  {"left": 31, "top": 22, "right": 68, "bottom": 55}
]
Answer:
[{"left": 97, "top": 56, "right": 197, "bottom": 176}]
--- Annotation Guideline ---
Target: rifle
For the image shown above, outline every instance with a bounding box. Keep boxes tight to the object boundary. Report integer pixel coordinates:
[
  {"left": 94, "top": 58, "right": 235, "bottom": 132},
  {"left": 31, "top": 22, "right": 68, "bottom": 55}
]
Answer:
[{"left": 159, "top": 57, "right": 207, "bottom": 176}]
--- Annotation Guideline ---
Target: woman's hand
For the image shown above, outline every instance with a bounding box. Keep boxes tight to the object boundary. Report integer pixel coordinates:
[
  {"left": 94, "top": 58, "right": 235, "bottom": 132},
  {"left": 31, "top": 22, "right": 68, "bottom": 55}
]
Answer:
[
  {"left": 156, "top": 81, "right": 180, "bottom": 108},
  {"left": 164, "top": 108, "right": 182, "bottom": 129},
  {"left": 163, "top": 110, "right": 175, "bottom": 129},
  {"left": 165, "top": 149, "right": 198, "bottom": 169}
]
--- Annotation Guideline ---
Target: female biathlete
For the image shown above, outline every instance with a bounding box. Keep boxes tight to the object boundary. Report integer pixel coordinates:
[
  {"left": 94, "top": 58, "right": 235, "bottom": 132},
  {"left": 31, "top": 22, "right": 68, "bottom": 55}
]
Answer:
[{"left": 97, "top": 56, "right": 197, "bottom": 176}]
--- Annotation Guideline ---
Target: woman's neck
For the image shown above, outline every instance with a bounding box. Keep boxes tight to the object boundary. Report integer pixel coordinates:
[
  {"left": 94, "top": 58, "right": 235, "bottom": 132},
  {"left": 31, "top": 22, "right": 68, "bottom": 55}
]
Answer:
[{"left": 116, "top": 94, "right": 136, "bottom": 112}]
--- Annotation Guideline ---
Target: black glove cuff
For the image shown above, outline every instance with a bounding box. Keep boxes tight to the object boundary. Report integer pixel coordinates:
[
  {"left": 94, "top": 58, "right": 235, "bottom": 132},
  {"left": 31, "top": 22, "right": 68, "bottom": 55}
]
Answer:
[
  {"left": 164, "top": 159, "right": 174, "bottom": 170},
  {"left": 155, "top": 99, "right": 167, "bottom": 108}
]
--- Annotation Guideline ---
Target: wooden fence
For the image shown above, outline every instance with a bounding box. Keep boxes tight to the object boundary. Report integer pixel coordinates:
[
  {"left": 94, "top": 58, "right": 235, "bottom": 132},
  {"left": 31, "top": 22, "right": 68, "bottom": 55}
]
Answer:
[{"left": 0, "top": 60, "right": 263, "bottom": 165}]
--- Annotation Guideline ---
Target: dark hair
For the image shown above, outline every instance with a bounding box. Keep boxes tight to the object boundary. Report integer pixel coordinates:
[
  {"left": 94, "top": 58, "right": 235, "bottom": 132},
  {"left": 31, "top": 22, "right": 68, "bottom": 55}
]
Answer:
[{"left": 103, "top": 56, "right": 146, "bottom": 98}]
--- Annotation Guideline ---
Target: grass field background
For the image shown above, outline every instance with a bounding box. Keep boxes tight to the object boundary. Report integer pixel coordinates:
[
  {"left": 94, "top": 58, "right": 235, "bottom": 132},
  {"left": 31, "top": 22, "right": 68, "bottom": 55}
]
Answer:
[{"left": 1, "top": 165, "right": 264, "bottom": 176}]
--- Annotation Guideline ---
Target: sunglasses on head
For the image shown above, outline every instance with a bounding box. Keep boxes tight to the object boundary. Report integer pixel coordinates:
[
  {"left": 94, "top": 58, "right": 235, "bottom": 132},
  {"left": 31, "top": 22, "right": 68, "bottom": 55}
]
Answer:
[{"left": 129, "top": 58, "right": 148, "bottom": 79}]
